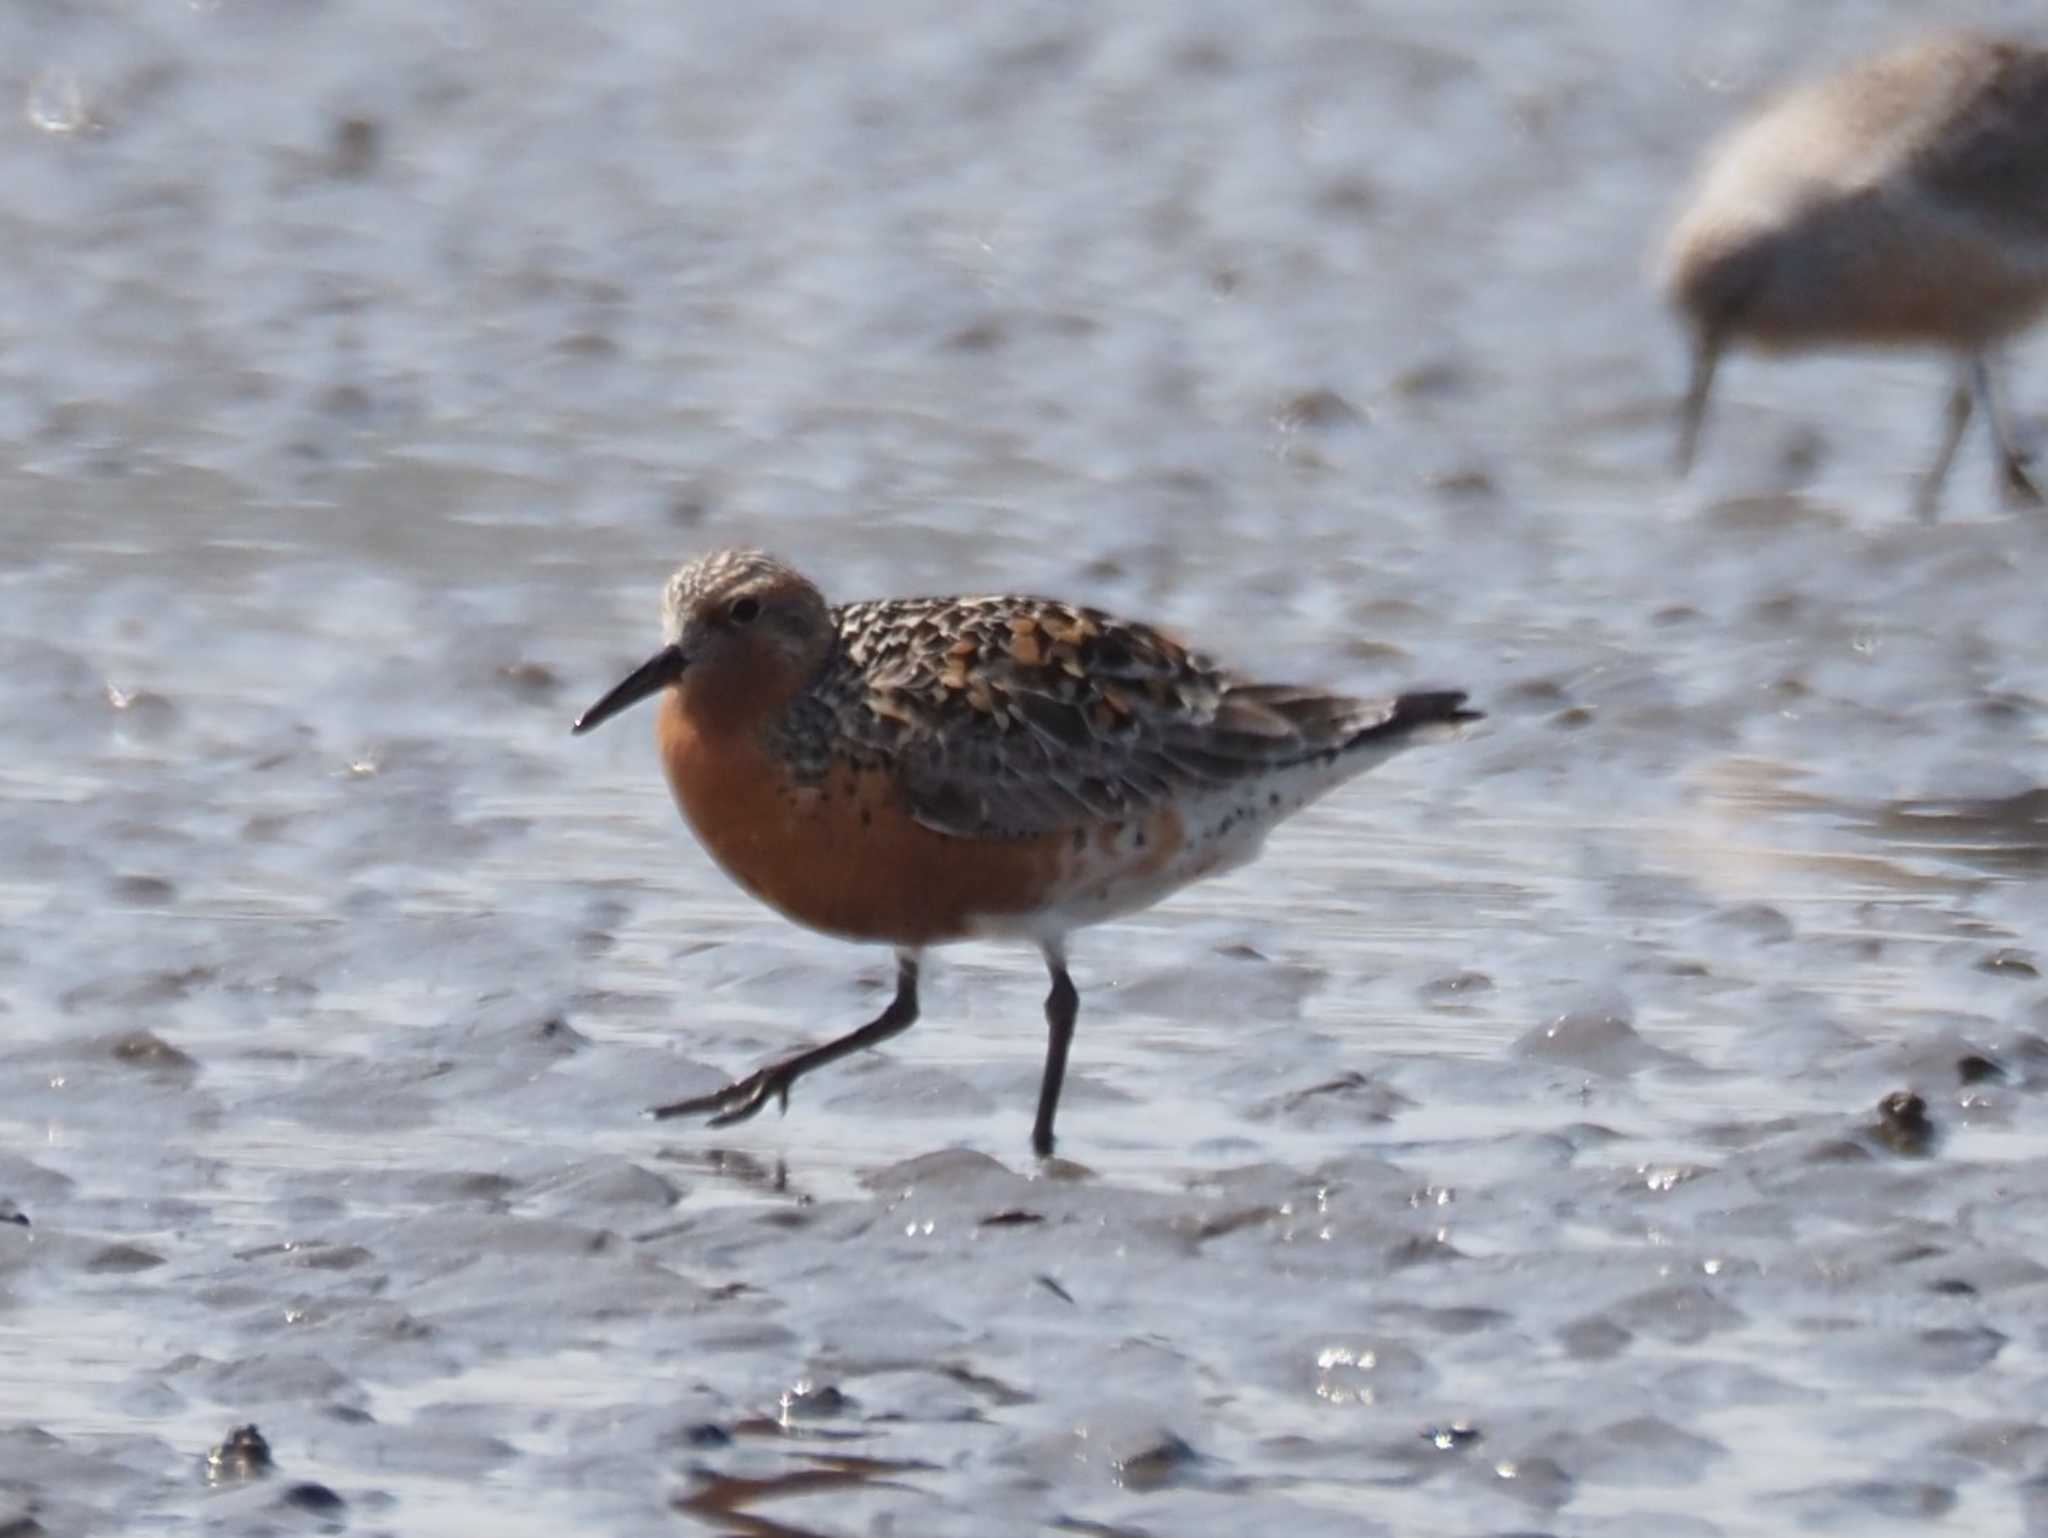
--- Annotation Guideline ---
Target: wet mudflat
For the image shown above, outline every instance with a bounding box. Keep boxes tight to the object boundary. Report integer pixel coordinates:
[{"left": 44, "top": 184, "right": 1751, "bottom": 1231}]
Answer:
[{"left": 7, "top": 1, "right": 2048, "bottom": 1533}]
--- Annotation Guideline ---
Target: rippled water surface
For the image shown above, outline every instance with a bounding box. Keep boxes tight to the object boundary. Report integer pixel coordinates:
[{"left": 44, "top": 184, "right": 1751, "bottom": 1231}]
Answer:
[{"left": 9, "top": 1, "right": 2048, "bottom": 1533}]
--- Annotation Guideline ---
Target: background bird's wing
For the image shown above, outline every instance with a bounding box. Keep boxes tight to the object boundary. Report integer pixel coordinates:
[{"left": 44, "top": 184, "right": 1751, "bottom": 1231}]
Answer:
[{"left": 1908, "top": 42, "right": 2048, "bottom": 240}]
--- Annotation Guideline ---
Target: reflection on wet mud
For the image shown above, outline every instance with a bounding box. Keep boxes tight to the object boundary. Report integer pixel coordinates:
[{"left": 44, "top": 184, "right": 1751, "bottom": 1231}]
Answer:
[
  {"left": 1857, "top": 789, "right": 2048, "bottom": 877},
  {"left": 652, "top": 1145, "right": 811, "bottom": 1206},
  {"left": 672, "top": 1454, "right": 937, "bottom": 1538}
]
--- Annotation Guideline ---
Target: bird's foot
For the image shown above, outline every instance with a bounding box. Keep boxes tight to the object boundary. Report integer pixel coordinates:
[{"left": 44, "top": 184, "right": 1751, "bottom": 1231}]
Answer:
[{"left": 648, "top": 1061, "right": 797, "bottom": 1126}]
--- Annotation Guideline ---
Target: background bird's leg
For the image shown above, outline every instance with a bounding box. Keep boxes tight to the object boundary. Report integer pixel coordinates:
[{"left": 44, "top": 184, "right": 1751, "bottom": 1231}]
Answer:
[
  {"left": 1916, "top": 369, "right": 1975, "bottom": 520},
  {"left": 1675, "top": 330, "right": 1722, "bottom": 476},
  {"left": 1969, "top": 353, "right": 2043, "bottom": 507},
  {"left": 650, "top": 950, "right": 922, "bottom": 1126},
  {"left": 1032, "top": 939, "right": 1078, "bottom": 1158}
]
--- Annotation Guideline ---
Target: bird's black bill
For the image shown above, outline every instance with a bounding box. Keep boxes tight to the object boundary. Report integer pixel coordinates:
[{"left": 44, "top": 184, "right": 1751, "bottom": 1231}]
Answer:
[{"left": 571, "top": 645, "right": 687, "bottom": 735}]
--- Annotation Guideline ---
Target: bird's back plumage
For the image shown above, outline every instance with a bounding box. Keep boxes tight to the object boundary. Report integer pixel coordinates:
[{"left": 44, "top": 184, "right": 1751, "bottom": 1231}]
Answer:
[{"left": 766, "top": 593, "right": 1473, "bottom": 841}]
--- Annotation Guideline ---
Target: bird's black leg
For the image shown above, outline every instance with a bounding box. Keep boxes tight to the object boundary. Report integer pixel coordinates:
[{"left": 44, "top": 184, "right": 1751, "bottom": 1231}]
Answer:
[
  {"left": 1031, "top": 941, "right": 1078, "bottom": 1159},
  {"left": 651, "top": 950, "right": 921, "bottom": 1127}
]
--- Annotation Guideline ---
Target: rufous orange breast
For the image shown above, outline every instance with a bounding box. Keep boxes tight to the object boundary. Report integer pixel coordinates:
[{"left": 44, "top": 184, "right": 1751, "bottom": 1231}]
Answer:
[{"left": 656, "top": 689, "right": 1075, "bottom": 947}]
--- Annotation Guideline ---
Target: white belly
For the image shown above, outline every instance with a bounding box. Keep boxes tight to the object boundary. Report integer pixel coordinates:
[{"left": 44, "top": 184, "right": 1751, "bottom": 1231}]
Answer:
[{"left": 968, "top": 751, "right": 1384, "bottom": 943}]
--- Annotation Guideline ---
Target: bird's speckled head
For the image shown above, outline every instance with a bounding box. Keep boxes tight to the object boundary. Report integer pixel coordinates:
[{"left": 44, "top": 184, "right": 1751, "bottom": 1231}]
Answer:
[
  {"left": 659, "top": 550, "right": 819, "bottom": 645},
  {"left": 657, "top": 549, "right": 832, "bottom": 667},
  {"left": 573, "top": 549, "right": 833, "bottom": 737}
]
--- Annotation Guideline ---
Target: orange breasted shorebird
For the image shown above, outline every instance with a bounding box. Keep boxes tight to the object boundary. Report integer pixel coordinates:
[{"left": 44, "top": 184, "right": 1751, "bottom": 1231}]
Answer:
[
  {"left": 1664, "top": 31, "right": 2048, "bottom": 516},
  {"left": 573, "top": 550, "right": 1479, "bottom": 1157}
]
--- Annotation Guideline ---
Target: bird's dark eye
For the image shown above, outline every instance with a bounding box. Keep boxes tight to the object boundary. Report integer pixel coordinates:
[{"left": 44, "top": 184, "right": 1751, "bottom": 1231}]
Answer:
[{"left": 729, "top": 596, "right": 761, "bottom": 625}]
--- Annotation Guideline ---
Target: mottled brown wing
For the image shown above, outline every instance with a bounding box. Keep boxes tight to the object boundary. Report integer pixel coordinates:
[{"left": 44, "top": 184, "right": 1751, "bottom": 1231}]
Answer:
[{"left": 823, "top": 596, "right": 1406, "bottom": 840}]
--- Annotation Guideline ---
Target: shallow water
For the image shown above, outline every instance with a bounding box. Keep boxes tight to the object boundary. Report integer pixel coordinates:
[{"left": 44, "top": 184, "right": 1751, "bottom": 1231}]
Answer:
[{"left": 8, "top": 0, "right": 2048, "bottom": 1533}]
